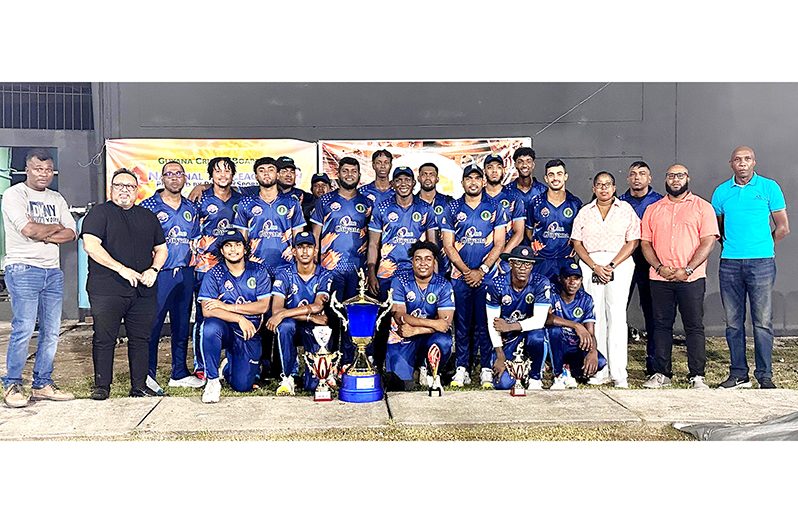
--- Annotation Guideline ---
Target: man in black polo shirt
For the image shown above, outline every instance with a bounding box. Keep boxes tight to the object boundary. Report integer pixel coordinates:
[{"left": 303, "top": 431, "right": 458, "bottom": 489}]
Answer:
[{"left": 81, "top": 168, "right": 168, "bottom": 399}]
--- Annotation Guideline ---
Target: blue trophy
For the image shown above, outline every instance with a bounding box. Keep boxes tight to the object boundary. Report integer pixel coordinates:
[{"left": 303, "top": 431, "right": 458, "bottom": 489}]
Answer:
[{"left": 330, "top": 269, "right": 393, "bottom": 403}]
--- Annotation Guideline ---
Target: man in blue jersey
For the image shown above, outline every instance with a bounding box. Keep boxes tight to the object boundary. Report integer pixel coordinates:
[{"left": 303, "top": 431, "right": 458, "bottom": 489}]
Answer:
[
  {"left": 266, "top": 232, "right": 333, "bottom": 396},
  {"left": 310, "top": 157, "right": 373, "bottom": 365},
  {"left": 526, "top": 159, "right": 583, "bottom": 281},
  {"left": 441, "top": 165, "right": 508, "bottom": 389},
  {"left": 486, "top": 246, "right": 551, "bottom": 390},
  {"left": 359, "top": 149, "right": 395, "bottom": 205},
  {"left": 139, "top": 161, "right": 204, "bottom": 394},
  {"left": 192, "top": 157, "right": 244, "bottom": 380},
  {"left": 618, "top": 161, "right": 663, "bottom": 377},
  {"left": 275, "top": 155, "right": 316, "bottom": 226},
  {"left": 386, "top": 241, "right": 455, "bottom": 391},
  {"left": 505, "top": 147, "right": 547, "bottom": 216},
  {"left": 483, "top": 154, "right": 523, "bottom": 253},
  {"left": 310, "top": 172, "right": 332, "bottom": 199},
  {"left": 197, "top": 229, "right": 272, "bottom": 403},
  {"left": 547, "top": 260, "right": 605, "bottom": 389},
  {"left": 417, "top": 162, "right": 454, "bottom": 275}
]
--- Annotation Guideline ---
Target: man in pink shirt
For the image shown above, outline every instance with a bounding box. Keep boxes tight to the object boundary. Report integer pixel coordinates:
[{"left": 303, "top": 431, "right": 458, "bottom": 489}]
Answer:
[{"left": 640, "top": 164, "right": 719, "bottom": 389}]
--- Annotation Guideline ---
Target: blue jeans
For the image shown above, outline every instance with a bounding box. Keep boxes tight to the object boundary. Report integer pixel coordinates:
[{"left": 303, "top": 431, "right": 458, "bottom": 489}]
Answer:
[
  {"left": 719, "top": 258, "right": 776, "bottom": 381},
  {"left": 2, "top": 264, "right": 64, "bottom": 388}
]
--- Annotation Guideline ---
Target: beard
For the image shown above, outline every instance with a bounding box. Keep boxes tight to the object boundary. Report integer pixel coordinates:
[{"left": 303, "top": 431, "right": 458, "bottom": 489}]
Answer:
[
  {"left": 258, "top": 178, "right": 277, "bottom": 188},
  {"left": 338, "top": 177, "right": 358, "bottom": 190},
  {"left": 666, "top": 181, "right": 689, "bottom": 197}
]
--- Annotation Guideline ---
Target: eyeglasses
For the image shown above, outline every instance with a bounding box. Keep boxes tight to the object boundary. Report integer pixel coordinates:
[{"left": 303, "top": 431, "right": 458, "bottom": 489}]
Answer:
[
  {"left": 163, "top": 171, "right": 185, "bottom": 178},
  {"left": 665, "top": 173, "right": 688, "bottom": 180},
  {"left": 112, "top": 183, "right": 138, "bottom": 191},
  {"left": 594, "top": 182, "right": 615, "bottom": 190},
  {"left": 510, "top": 260, "right": 533, "bottom": 268}
]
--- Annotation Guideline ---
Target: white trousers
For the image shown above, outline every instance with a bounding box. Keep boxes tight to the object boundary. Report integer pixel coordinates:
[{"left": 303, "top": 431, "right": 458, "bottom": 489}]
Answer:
[{"left": 579, "top": 252, "right": 634, "bottom": 384}]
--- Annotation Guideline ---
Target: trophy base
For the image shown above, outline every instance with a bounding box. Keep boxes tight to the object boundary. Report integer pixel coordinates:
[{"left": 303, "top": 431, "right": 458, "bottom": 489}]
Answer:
[
  {"left": 428, "top": 386, "right": 442, "bottom": 397},
  {"left": 339, "top": 372, "right": 383, "bottom": 403},
  {"left": 313, "top": 389, "right": 333, "bottom": 402},
  {"left": 510, "top": 387, "right": 526, "bottom": 397}
]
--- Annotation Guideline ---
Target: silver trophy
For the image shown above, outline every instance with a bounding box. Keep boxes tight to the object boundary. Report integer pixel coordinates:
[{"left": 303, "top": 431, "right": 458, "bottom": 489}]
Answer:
[
  {"left": 304, "top": 325, "right": 341, "bottom": 402},
  {"left": 504, "top": 340, "right": 532, "bottom": 397}
]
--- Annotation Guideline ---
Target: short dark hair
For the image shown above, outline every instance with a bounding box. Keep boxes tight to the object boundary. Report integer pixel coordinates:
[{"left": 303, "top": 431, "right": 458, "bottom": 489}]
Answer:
[
  {"left": 408, "top": 240, "right": 441, "bottom": 260},
  {"left": 513, "top": 147, "right": 536, "bottom": 161},
  {"left": 253, "top": 156, "right": 277, "bottom": 173},
  {"left": 372, "top": 149, "right": 393, "bottom": 162},
  {"left": 418, "top": 162, "right": 439, "bottom": 174},
  {"left": 593, "top": 171, "right": 616, "bottom": 185},
  {"left": 629, "top": 161, "right": 650, "bottom": 171},
  {"left": 207, "top": 157, "right": 236, "bottom": 178},
  {"left": 26, "top": 149, "right": 53, "bottom": 164},
  {"left": 111, "top": 168, "right": 137, "bottom": 184},
  {"left": 544, "top": 159, "right": 566, "bottom": 172},
  {"left": 339, "top": 156, "right": 360, "bottom": 171},
  {"left": 162, "top": 161, "right": 185, "bottom": 174}
]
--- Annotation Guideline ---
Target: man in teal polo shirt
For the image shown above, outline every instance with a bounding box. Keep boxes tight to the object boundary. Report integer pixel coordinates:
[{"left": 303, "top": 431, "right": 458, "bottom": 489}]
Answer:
[{"left": 711, "top": 145, "right": 790, "bottom": 389}]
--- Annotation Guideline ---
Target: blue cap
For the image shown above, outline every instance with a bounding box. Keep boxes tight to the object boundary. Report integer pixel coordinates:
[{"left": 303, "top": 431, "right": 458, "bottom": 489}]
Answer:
[
  {"left": 311, "top": 172, "right": 331, "bottom": 185},
  {"left": 294, "top": 231, "right": 315, "bottom": 246},
  {"left": 219, "top": 228, "right": 245, "bottom": 247},
  {"left": 462, "top": 164, "right": 484, "bottom": 178},
  {"left": 276, "top": 156, "right": 296, "bottom": 170},
  {"left": 483, "top": 154, "right": 503, "bottom": 168},
  {"left": 560, "top": 259, "right": 583, "bottom": 278},
  {"left": 391, "top": 166, "right": 414, "bottom": 179}
]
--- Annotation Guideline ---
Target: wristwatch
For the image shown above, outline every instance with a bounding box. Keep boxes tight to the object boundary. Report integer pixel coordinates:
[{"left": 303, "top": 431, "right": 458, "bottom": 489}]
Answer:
[
  {"left": 608, "top": 261, "right": 616, "bottom": 268},
  {"left": 684, "top": 266, "right": 694, "bottom": 276},
  {"left": 149, "top": 266, "right": 160, "bottom": 273},
  {"left": 479, "top": 263, "right": 490, "bottom": 274}
]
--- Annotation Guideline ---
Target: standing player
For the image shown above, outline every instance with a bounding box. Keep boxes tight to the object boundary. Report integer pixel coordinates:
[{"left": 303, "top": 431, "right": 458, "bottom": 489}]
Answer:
[
  {"left": 483, "top": 153, "right": 524, "bottom": 252},
  {"left": 505, "top": 147, "right": 547, "bottom": 218},
  {"left": 386, "top": 241, "right": 455, "bottom": 391},
  {"left": 416, "top": 162, "right": 454, "bottom": 275},
  {"left": 486, "top": 246, "right": 551, "bottom": 390},
  {"left": 266, "top": 232, "right": 333, "bottom": 396},
  {"left": 310, "top": 157, "right": 373, "bottom": 365},
  {"left": 192, "top": 157, "right": 243, "bottom": 379},
  {"left": 139, "top": 162, "right": 204, "bottom": 394},
  {"left": 275, "top": 155, "right": 316, "bottom": 226},
  {"left": 197, "top": 229, "right": 272, "bottom": 403},
  {"left": 440, "top": 165, "right": 507, "bottom": 388},
  {"left": 310, "top": 172, "right": 333, "bottom": 199},
  {"left": 526, "top": 159, "right": 583, "bottom": 280},
  {"left": 359, "top": 149, "right": 395, "bottom": 205}
]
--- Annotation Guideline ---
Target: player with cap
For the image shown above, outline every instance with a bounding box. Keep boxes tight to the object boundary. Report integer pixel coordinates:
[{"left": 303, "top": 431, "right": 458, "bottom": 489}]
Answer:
[
  {"left": 386, "top": 240, "right": 455, "bottom": 391},
  {"left": 265, "top": 231, "right": 333, "bottom": 396},
  {"left": 275, "top": 155, "right": 316, "bottom": 225},
  {"left": 485, "top": 245, "right": 552, "bottom": 390},
  {"left": 440, "top": 164, "right": 508, "bottom": 388},
  {"left": 546, "top": 259, "right": 606, "bottom": 389},
  {"left": 483, "top": 153, "right": 524, "bottom": 252},
  {"left": 505, "top": 147, "right": 547, "bottom": 216},
  {"left": 197, "top": 229, "right": 272, "bottom": 403},
  {"left": 526, "top": 159, "right": 583, "bottom": 280},
  {"left": 310, "top": 157, "right": 373, "bottom": 365},
  {"left": 359, "top": 149, "right": 395, "bottom": 205},
  {"left": 310, "top": 172, "right": 332, "bottom": 199},
  {"left": 416, "top": 162, "right": 454, "bottom": 275}
]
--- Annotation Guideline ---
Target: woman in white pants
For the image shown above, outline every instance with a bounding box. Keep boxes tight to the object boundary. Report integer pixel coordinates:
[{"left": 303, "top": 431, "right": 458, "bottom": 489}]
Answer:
[{"left": 570, "top": 172, "right": 640, "bottom": 387}]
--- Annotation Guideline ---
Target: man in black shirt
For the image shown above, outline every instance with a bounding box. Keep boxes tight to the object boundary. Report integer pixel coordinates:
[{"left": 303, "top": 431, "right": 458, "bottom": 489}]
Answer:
[{"left": 81, "top": 168, "right": 168, "bottom": 399}]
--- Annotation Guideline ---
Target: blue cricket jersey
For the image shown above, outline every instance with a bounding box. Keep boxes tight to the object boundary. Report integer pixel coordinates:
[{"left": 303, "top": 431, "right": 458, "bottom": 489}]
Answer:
[
  {"left": 194, "top": 187, "right": 243, "bottom": 274},
  {"left": 485, "top": 265, "right": 552, "bottom": 323},
  {"left": 388, "top": 271, "right": 455, "bottom": 344},
  {"left": 310, "top": 190, "right": 373, "bottom": 272},
  {"left": 369, "top": 195, "right": 437, "bottom": 279},
  {"left": 198, "top": 260, "right": 272, "bottom": 323},
  {"left": 139, "top": 191, "right": 200, "bottom": 270},
  {"left": 272, "top": 264, "right": 333, "bottom": 308},
  {"left": 551, "top": 283, "right": 596, "bottom": 346},
  {"left": 439, "top": 194, "right": 507, "bottom": 280},
  {"left": 233, "top": 193, "right": 306, "bottom": 266},
  {"left": 526, "top": 190, "right": 583, "bottom": 259},
  {"left": 422, "top": 191, "right": 455, "bottom": 274},
  {"left": 359, "top": 181, "right": 395, "bottom": 206}
]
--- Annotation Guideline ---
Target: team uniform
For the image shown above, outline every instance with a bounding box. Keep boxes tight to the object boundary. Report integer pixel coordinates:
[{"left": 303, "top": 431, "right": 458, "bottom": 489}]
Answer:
[
  {"left": 485, "top": 265, "right": 552, "bottom": 389},
  {"left": 198, "top": 261, "right": 271, "bottom": 392},
  {"left": 440, "top": 195, "right": 507, "bottom": 372},
  {"left": 386, "top": 272, "right": 455, "bottom": 383},
  {"left": 422, "top": 192, "right": 455, "bottom": 276},
  {"left": 139, "top": 191, "right": 200, "bottom": 382},
  {"left": 504, "top": 178, "right": 546, "bottom": 245},
  {"left": 549, "top": 283, "right": 606, "bottom": 379},
  {"left": 526, "top": 191, "right": 583, "bottom": 280},
  {"left": 310, "top": 191, "right": 373, "bottom": 363},
  {"left": 359, "top": 181, "right": 394, "bottom": 206},
  {"left": 282, "top": 186, "right": 316, "bottom": 226},
  {"left": 485, "top": 187, "right": 523, "bottom": 246},
  {"left": 272, "top": 264, "right": 333, "bottom": 390},
  {"left": 192, "top": 187, "right": 243, "bottom": 375}
]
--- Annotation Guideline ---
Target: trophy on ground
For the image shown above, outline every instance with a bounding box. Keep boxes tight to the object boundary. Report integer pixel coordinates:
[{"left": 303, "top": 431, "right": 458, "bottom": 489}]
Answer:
[
  {"left": 304, "top": 325, "right": 341, "bottom": 402},
  {"left": 504, "top": 340, "right": 532, "bottom": 397},
  {"left": 426, "top": 344, "right": 443, "bottom": 397},
  {"left": 330, "top": 269, "right": 393, "bottom": 403}
]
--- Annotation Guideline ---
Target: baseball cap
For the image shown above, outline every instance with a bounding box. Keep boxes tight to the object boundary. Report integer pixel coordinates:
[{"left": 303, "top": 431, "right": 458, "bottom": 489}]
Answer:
[
  {"left": 559, "top": 259, "right": 583, "bottom": 278},
  {"left": 218, "top": 228, "right": 245, "bottom": 247},
  {"left": 276, "top": 156, "right": 297, "bottom": 170},
  {"left": 462, "top": 164, "right": 484, "bottom": 178},
  {"left": 391, "top": 166, "right": 414, "bottom": 180},
  {"left": 483, "top": 154, "right": 503, "bottom": 169},
  {"left": 499, "top": 245, "right": 539, "bottom": 263},
  {"left": 294, "top": 231, "right": 315, "bottom": 246},
  {"left": 311, "top": 172, "right": 331, "bottom": 185}
]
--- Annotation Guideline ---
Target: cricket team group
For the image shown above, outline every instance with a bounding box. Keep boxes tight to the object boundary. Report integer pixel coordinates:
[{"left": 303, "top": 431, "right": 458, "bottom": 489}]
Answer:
[{"left": 1, "top": 144, "right": 789, "bottom": 407}]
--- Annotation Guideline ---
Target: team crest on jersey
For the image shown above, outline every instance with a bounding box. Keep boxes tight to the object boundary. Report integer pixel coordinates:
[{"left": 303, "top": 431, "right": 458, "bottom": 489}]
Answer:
[
  {"left": 411, "top": 212, "right": 422, "bottom": 222},
  {"left": 277, "top": 205, "right": 288, "bottom": 216},
  {"left": 330, "top": 202, "right": 342, "bottom": 212},
  {"left": 563, "top": 207, "right": 574, "bottom": 218},
  {"left": 525, "top": 294, "right": 534, "bottom": 304},
  {"left": 501, "top": 295, "right": 512, "bottom": 306},
  {"left": 500, "top": 199, "right": 510, "bottom": 208},
  {"left": 355, "top": 203, "right": 367, "bottom": 214},
  {"left": 406, "top": 291, "right": 417, "bottom": 302},
  {"left": 434, "top": 205, "right": 443, "bottom": 215},
  {"left": 156, "top": 211, "right": 169, "bottom": 223},
  {"left": 183, "top": 210, "right": 193, "bottom": 222},
  {"left": 291, "top": 284, "right": 299, "bottom": 295},
  {"left": 480, "top": 210, "right": 492, "bottom": 221},
  {"left": 247, "top": 277, "right": 257, "bottom": 289},
  {"left": 224, "top": 280, "right": 234, "bottom": 291},
  {"left": 456, "top": 212, "right": 467, "bottom": 223},
  {"left": 426, "top": 293, "right": 437, "bottom": 304},
  {"left": 574, "top": 307, "right": 584, "bottom": 318},
  {"left": 541, "top": 207, "right": 550, "bottom": 218},
  {"left": 387, "top": 212, "right": 399, "bottom": 222},
  {"left": 252, "top": 206, "right": 263, "bottom": 216},
  {"left": 207, "top": 204, "right": 219, "bottom": 215}
]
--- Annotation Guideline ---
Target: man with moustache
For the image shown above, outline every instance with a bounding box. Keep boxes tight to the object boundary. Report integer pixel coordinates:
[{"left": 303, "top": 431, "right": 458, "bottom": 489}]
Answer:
[
  {"left": 619, "top": 161, "right": 663, "bottom": 377},
  {"left": 81, "top": 168, "right": 168, "bottom": 400},
  {"left": 641, "top": 164, "right": 718, "bottom": 389},
  {"left": 712, "top": 146, "right": 790, "bottom": 389},
  {"left": 275, "top": 155, "right": 316, "bottom": 226},
  {"left": 417, "top": 162, "right": 454, "bottom": 274},
  {"left": 359, "top": 149, "right": 395, "bottom": 205},
  {"left": 482, "top": 154, "right": 523, "bottom": 253},
  {"left": 504, "top": 147, "right": 547, "bottom": 219},
  {"left": 139, "top": 162, "right": 203, "bottom": 394}
]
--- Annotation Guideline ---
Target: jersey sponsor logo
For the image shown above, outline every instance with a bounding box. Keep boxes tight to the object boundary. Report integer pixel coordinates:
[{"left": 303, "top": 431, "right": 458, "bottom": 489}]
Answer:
[
  {"left": 211, "top": 218, "right": 230, "bottom": 237},
  {"left": 509, "top": 310, "right": 524, "bottom": 322},
  {"left": 355, "top": 203, "right": 367, "bottom": 214},
  {"left": 207, "top": 204, "right": 219, "bottom": 215},
  {"left": 387, "top": 211, "right": 399, "bottom": 222},
  {"left": 462, "top": 226, "right": 486, "bottom": 246},
  {"left": 247, "top": 277, "right": 257, "bottom": 289},
  {"left": 501, "top": 295, "right": 512, "bottom": 306},
  {"left": 273, "top": 279, "right": 283, "bottom": 288},
  {"left": 434, "top": 205, "right": 444, "bottom": 215},
  {"left": 252, "top": 206, "right": 263, "bottom": 216},
  {"left": 426, "top": 293, "right": 437, "bottom": 304},
  {"left": 543, "top": 221, "right": 570, "bottom": 240},
  {"left": 540, "top": 207, "right": 550, "bottom": 218},
  {"left": 166, "top": 225, "right": 189, "bottom": 245},
  {"left": 276, "top": 204, "right": 288, "bottom": 216},
  {"left": 232, "top": 203, "right": 239, "bottom": 214},
  {"left": 406, "top": 291, "right": 417, "bottom": 302},
  {"left": 410, "top": 308, "right": 428, "bottom": 319},
  {"left": 411, "top": 211, "right": 422, "bottom": 222},
  {"left": 456, "top": 212, "right": 467, "bottom": 223},
  {"left": 573, "top": 307, "right": 584, "bottom": 318},
  {"left": 224, "top": 280, "right": 234, "bottom": 290},
  {"left": 183, "top": 210, "right": 193, "bottom": 222},
  {"left": 291, "top": 283, "right": 299, "bottom": 295},
  {"left": 258, "top": 220, "right": 282, "bottom": 239},
  {"left": 156, "top": 211, "right": 169, "bottom": 223},
  {"left": 480, "top": 210, "right": 492, "bottom": 221},
  {"left": 330, "top": 201, "right": 342, "bottom": 212},
  {"left": 335, "top": 215, "right": 361, "bottom": 234},
  {"left": 392, "top": 227, "right": 418, "bottom": 245},
  {"left": 563, "top": 207, "right": 574, "bottom": 218},
  {"left": 525, "top": 294, "right": 534, "bottom": 304}
]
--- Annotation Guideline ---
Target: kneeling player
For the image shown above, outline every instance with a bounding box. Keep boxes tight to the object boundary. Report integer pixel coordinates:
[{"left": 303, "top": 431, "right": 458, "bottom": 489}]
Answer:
[
  {"left": 266, "top": 232, "right": 333, "bottom": 396},
  {"left": 198, "top": 229, "right": 272, "bottom": 403},
  {"left": 486, "top": 246, "right": 551, "bottom": 390},
  {"left": 546, "top": 260, "right": 606, "bottom": 388},
  {"left": 386, "top": 241, "right": 454, "bottom": 391}
]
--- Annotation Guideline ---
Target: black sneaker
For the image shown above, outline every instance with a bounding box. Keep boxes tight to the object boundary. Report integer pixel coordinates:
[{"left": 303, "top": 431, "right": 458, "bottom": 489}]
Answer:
[
  {"left": 758, "top": 377, "right": 777, "bottom": 389},
  {"left": 91, "top": 387, "right": 110, "bottom": 401},
  {"left": 717, "top": 376, "right": 752, "bottom": 389},
  {"left": 129, "top": 387, "right": 159, "bottom": 398}
]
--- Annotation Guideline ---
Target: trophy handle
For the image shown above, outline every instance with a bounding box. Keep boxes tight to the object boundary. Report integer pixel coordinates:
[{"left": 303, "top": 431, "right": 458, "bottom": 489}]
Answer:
[
  {"left": 329, "top": 291, "right": 349, "bottom": 331},
  {"left": 374, "top": 288, "right": 394, "bottom": 329}
]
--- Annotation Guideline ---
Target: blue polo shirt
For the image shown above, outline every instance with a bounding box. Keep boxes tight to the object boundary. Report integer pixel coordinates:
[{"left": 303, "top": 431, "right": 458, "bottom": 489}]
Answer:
[
  {"left": 619, "top": 187, "right": 663, "bottom": 219},
  {"left": 711, "top": 173, "right": 786, "bottom": 259}
]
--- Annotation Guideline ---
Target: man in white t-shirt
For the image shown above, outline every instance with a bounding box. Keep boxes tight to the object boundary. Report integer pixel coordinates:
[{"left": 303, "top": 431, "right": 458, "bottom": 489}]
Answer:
[{"left": 1, "top": 149, "right": 77, "bottom": 408}]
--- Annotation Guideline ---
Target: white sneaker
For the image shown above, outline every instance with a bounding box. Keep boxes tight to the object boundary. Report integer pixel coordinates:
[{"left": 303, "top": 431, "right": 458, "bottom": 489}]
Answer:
[
  {"left": 587, "top": 374, "right": 612, "bottom": 386},
  {"left": 451, "top": 366, "right": 471, "bottom": 388},
  {"left": 614, "top": 380, "right": 629, "bottom": 389},
  {"left": 561, "top": 367, "right": 578, "bottom": 388},
  {"left": 549, "top": 375, "right": 567, "bottom": 390},
  {"left": 526, "top": 378, "right": 543, "bottom": 390},
  {"left": 201, "top": 378, "right": 221, "bottom": 404},
  {"left": 276, "top": 374, "right": 296, "bottom": 396},
  {"left": 418, "top": 366, "right": 428, "bottom": 387},
  {"left": 146, "top": 375, "right": 165, "bottom": 396},
  {"left": 480, "top": 368, "right": 494, "bottom": 389},
  {"left": 168, "top": 375, "right": 206, "bottom": 388},
  {"left": 689, "top": 376, "right": 710, "bottom": 389}
]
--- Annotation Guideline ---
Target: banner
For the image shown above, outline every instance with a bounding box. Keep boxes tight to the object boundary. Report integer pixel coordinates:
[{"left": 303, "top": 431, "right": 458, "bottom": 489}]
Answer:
[
  {"left": 105, "top": 138, "right": 317, "bottom": 203},
  {"left": 319, "top": 137, "right": 533, "bottom": 198}
]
